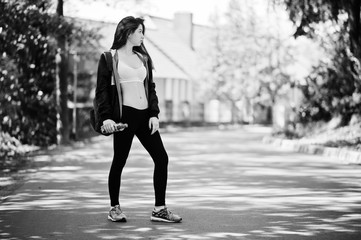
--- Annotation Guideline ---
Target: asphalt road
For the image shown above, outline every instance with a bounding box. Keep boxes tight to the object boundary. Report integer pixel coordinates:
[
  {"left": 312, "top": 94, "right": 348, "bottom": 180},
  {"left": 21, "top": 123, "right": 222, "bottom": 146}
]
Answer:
[{"left": 1, "top": 126, "right": 361, "bottom": 240}]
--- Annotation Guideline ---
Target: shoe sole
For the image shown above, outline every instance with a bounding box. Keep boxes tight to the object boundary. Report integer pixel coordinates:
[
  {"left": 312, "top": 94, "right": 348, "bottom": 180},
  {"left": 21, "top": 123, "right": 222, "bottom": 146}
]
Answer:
[
  {"left": 108, "top": 215, "right": 127, "bottom": 222},
  {"left": 150, "top": 216, "right": 182, "bottom": 223}
]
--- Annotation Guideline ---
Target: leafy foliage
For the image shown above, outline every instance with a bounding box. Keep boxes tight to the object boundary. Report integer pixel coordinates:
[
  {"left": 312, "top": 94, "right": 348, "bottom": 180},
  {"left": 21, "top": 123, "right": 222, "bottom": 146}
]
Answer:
[
  {"left": 0, "top": 0, "right": 100, "bottom": 146},
  {"left": 0, "top": 132, "right": 39, "bottom": 159},
  {"left": 277, "top": 0, "right": 361, "bottom": 124},
  {"left": 0, "top": 0, "right": 58, "bottom": 146},
  {"left": 279, "top": 0, "right": 360, "bottom": 40},
  {"left": 202, "top": 0, "right": 296, "bottom": 122},
  {"left": 280, "top": 0, "right": 342, "bottom": 36},
  {"left": 298, "top": 39, "right": 361, "bottom": 123},
  {"left": 279, "top": 0, "right": 361, "bottom": 73}
]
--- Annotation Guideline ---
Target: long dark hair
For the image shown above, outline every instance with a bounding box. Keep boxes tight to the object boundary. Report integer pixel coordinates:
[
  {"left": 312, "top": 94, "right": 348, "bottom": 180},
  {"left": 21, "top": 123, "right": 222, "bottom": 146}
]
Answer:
[{"left": 111, "top": 16, "right": 153, "bottom": 68}]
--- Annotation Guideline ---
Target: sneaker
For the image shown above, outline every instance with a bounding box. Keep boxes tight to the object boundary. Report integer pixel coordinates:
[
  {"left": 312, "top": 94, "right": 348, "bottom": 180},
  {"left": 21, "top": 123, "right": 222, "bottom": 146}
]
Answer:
[
  {"left": 108, "top": 205, "right": 127, "bottom": 222},
  {"left": 150, "top": 207, "right": 182, "bottom": 223}
]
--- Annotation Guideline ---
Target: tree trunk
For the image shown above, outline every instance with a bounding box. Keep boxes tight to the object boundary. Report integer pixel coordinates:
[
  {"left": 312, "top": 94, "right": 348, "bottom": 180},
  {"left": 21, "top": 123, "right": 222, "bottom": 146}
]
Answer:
[
  {"left": 56, "top": 0, "right": 70, "bottom": 144},
  {"left": 266, "top": 105, "right": 273, "bottom": 124},
  {"left": 231, "top": 101, "right": 238, "bottom": 124},
  {"left": 56, "top": 0, "right": 64, "bottom": 15},
  {"left": 348, "top": 0, "right": 361, "bottom": 62}
]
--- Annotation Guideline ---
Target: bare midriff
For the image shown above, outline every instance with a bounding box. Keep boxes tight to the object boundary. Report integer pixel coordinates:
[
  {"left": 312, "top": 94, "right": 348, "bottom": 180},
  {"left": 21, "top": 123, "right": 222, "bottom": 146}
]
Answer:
[{"left": 120, "top": 80, "right": 148, "bottom": 110}]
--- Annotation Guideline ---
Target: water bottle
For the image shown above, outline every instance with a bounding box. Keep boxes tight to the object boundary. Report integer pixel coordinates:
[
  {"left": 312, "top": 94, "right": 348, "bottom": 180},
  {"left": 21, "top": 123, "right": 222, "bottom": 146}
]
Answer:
[{"left": 101, "top": 123, "right": 128, "bottom": 134}]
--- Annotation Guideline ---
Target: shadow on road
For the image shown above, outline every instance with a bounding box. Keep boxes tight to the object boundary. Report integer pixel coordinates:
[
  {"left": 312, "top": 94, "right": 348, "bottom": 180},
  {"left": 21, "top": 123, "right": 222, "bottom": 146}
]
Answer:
[{"left": 1, "top": 127, "right": 361, "bottom": 239}]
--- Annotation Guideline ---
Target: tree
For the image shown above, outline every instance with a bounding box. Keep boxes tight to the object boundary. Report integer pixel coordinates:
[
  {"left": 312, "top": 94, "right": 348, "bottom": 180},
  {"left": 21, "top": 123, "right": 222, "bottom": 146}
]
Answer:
[
  {"left": 201, "top": 0, "right": 263, "bottom": 123},
  {"left": 278, "top": 0, "right": 361, "bottom": 75},
  {"left": 56, "top": 0, "right": 70, "bottom": 144},
  {"left": 0, "top": 0, "right": 58, "bottom": 146},
  {"left": 0, "top": 0, "right": 99, "bottom": 146},
  {"left": 277, "top": 0, "right": 361, "bottom": 124},
  {"left": 202, "top": 0, "right": 296, "bottom": 123},
  {"left": 297, "top": 26, "right": 361, "bottom": 124}
]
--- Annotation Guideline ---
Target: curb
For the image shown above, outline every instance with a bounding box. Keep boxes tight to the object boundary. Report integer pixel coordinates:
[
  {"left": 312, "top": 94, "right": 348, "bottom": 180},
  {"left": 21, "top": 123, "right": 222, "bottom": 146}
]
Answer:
[{"left": 263, "top": 136, "right": 361, "bottom": 165}]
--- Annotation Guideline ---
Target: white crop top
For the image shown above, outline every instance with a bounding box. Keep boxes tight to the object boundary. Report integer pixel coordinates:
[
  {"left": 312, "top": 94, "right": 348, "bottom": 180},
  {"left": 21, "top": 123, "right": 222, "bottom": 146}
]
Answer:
[
  {"left": 116, "top": 58, "right": 148, "bottom": 110},
  {"left": 117, "top": 61, "right": 146, "bottom": 83}
]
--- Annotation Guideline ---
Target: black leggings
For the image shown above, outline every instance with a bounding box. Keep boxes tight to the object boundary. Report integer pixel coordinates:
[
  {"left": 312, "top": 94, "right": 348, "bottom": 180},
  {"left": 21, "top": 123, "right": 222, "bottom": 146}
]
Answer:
[{"left": 108, "top": 105, "right": 168, "bottom": 207}]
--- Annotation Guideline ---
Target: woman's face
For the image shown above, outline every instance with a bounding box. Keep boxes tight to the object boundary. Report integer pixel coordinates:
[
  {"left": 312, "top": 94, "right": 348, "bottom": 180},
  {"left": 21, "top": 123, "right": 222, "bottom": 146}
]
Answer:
[{"left": 128, "top": 24, "right": 144, "bottom": 46}]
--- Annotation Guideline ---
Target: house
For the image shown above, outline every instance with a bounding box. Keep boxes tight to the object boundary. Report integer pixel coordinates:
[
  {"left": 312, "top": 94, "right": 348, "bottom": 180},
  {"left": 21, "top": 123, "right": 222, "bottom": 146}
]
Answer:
[
  {"left": 77, "top": 13, "right": 214, "bottom": 124},
  {"left": 69, "top": 11, "right": 242, "bottom": 139}
]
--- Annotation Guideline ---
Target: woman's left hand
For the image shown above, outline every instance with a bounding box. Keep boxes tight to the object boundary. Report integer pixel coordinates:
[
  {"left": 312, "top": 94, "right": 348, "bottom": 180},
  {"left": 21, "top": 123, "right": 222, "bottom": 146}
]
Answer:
[{"left": 149, "top": 117, "right": 159, "bottom": 135}]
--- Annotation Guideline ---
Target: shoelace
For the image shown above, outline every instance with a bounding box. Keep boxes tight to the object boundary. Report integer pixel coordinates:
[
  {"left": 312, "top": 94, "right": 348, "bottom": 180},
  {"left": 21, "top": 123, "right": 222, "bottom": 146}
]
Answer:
[
  {"left": 157, "top": 208, "right": 175, "bottom": 219},
  {"left": 111, "top": 206, "right": 122, "bottom": 215}
]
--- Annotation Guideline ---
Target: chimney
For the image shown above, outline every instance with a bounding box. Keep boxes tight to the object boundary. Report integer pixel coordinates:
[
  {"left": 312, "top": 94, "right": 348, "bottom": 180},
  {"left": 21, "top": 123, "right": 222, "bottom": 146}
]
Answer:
[{"left": 174, "top": 12, "right": 193, "bottom": 49}]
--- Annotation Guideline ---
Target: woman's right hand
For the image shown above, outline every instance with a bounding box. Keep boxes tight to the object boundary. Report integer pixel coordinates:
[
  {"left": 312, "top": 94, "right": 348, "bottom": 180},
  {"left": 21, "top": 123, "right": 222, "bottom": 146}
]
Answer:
[{"left": 102, "top": 119, "right": 116, "bottom": 133}]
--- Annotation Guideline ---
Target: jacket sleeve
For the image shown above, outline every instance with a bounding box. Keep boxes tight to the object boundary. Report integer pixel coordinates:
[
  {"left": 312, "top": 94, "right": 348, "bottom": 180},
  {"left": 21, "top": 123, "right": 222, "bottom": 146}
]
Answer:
[
  {"left": 95, "top": 53, "right": 113, "bottom": 123},
  {"left": 147, "top": 58, "right": 160, "bottom": 118}
]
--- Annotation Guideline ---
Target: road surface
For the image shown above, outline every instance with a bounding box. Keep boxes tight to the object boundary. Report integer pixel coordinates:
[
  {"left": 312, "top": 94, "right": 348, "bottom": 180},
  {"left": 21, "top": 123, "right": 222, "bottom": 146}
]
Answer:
[{"left": 1, "top": 126, "right": 360, "bottom": 239}]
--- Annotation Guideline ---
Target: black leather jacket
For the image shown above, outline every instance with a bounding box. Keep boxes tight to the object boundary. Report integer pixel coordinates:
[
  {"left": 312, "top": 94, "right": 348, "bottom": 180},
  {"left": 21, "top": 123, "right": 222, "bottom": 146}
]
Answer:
[{"left": 95, "top": 51, "right": 160, "bottom": 124}]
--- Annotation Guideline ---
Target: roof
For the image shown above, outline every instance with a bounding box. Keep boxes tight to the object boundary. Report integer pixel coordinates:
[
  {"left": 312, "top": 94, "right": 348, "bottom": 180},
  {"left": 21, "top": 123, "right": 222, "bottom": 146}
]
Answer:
[
  {"left": 145, "top": 16, "right": 200, "bottom": 80},
  {"left": 76, "top": 14, "right": 213, "bottom": 81},
  {"left": 145, "top": 38, "right": 189, "bottom": 80}
]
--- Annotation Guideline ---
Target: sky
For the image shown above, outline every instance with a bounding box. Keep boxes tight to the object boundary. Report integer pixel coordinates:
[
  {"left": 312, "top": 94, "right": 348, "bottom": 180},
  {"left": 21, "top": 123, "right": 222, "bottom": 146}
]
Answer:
[
  {"left": 63, "top": 0, "right": 293, "bottom": 28},
  {"left": 64, "top": 0, "right": 231, "bottom": 25}
]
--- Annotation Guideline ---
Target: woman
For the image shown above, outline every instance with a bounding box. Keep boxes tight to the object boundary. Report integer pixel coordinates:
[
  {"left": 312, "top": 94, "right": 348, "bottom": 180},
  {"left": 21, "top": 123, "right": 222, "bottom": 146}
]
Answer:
[{"left": 95, "top": 16, "right": 182, "bottom": 223}]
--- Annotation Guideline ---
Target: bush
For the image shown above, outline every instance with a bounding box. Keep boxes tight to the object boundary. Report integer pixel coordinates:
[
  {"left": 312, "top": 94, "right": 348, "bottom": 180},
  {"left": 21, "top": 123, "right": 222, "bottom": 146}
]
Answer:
[
  {"left": 0, "top": 0, "right": 100, "bottom": 146},
  {"left": 0, "top": 0, "right": 60, "bottom": 146},
  {"left": 0, "top": 132, "right": 39, "bottom": 159},
  {"left": 297, "top": 47, "right": 361, "bottom": 125}
]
